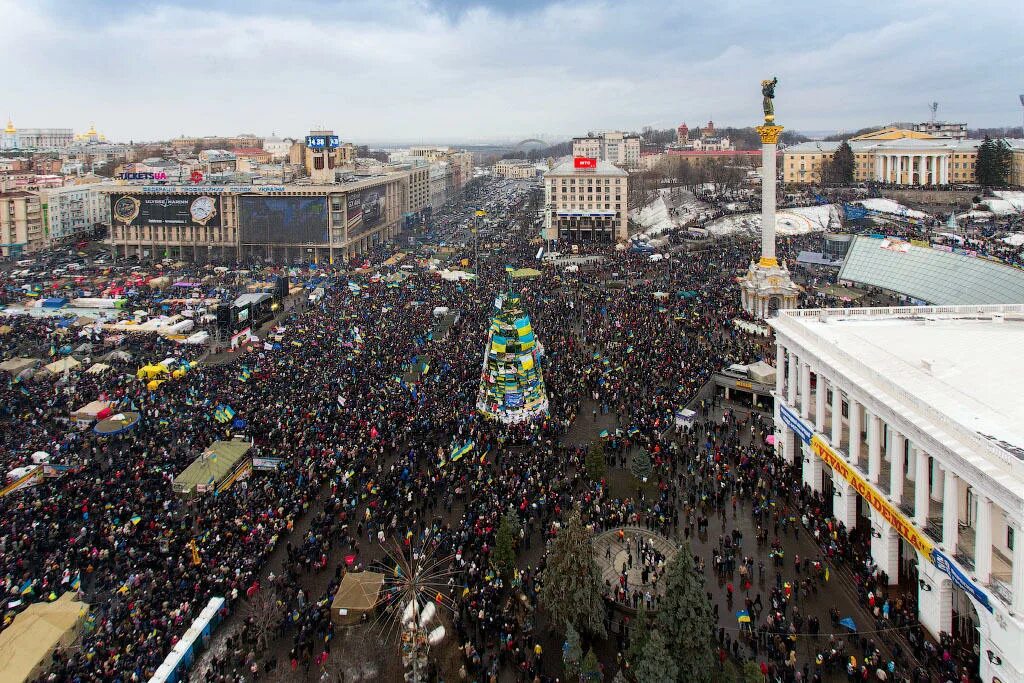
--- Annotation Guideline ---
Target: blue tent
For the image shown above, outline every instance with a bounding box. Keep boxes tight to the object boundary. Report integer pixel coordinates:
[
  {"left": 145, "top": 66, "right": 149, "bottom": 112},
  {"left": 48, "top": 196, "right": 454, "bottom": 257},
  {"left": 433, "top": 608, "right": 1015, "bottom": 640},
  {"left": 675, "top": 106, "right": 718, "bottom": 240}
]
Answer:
[{"left": 839, "top": 617, "right": 857, "bottom": 631}]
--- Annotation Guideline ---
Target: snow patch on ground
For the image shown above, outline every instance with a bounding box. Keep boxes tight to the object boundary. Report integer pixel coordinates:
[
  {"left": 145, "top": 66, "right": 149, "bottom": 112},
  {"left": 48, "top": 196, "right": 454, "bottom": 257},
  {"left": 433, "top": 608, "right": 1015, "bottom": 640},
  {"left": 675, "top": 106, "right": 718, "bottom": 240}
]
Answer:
[
  {"left": 630, "top": 188, "right": 701, "bottom": 238},
  {"left": 1001, "top": 234, "right": 1024, "bottom": 246},
  {"left": 704, "top": 204, "right": 839, "bottom": 237},
  {"left": 993, "top": 191, "right": 1024, "bottom": 213},
  {"left": 853, "top": 198, "right": 929, "bottom": 219}
]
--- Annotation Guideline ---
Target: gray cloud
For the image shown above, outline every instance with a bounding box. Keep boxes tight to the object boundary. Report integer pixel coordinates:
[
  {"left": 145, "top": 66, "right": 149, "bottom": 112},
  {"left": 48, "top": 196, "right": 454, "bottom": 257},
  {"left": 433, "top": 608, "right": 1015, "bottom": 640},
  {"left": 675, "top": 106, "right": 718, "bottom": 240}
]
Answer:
[{"left": 1, "top": 0, "right": 1021, "bottom": 142}]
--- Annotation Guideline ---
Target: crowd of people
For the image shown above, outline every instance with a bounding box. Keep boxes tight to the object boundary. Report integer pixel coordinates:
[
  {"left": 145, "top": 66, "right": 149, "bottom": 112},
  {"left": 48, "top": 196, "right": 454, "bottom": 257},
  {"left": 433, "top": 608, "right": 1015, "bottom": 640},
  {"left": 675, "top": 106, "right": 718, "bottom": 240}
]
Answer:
[{"left": 0, "top": 177, "right": 1000, "bottom": 682}]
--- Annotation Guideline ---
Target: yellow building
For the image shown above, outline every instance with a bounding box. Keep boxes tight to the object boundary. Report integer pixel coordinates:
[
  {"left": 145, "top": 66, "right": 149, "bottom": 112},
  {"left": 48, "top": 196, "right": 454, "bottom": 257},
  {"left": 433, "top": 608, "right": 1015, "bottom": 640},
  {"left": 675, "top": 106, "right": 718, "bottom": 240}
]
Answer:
[{"left": 782, "top": 128, "right": 1022, "bottom": 186}]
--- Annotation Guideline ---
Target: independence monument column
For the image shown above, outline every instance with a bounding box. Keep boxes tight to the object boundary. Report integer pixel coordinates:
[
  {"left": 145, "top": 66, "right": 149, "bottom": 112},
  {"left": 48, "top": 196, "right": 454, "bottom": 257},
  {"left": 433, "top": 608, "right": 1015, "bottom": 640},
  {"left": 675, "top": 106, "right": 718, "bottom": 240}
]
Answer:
[{"left": 739, "top": 77, "right": 801, "bottom": 318}]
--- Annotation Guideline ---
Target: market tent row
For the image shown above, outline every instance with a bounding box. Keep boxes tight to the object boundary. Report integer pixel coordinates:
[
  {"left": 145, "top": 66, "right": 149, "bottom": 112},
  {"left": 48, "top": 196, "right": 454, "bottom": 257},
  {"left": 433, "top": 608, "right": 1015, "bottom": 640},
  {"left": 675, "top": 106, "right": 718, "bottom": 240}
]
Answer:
[
  {"left": 172, "top": 440, "right": 253, "bottom": 496},
  {"left": 0, "top": 593, "right": 89, "bottom": 683},
  {"left": 0, "top": 357, "right": 40, "bottom": 374}
]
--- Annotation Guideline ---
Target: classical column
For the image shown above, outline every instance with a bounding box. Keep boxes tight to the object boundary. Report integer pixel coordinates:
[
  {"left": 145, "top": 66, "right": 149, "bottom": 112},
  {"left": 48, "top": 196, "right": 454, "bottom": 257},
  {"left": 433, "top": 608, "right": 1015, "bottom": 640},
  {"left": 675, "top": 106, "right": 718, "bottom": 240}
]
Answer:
[
  {"left": 803, "top": 448, "right": 822, "bottom": 492},
  {"left": 941, "top": 156, "right": 949, "bottom": 185},
  {"left": 834, "top": 479, "right": 858, "bottom": 529},
  {"left": 871, "top": 509, "right": 899, "bottom": 584},
  {"left": 890, "top": 430, "right": 905, "bottom": 504},
  {"left": 1013, "top": 523, "right": 1024, "bottom": 613},
  {"left": 975, "top": 494, "right": 992, "bottom": 584},
  {"left": 756, "top": 124, "right": 782, "bottom": 267},
  {"left": 799, "top": 362, "right": 811, "bottom": 420},
  {"left": 787, "top": 350, "right": 798, "bottom": 405},
  {"left": 830, "top": 381, "right": 843, "bottom": 447},
  {"left": 848, "top": 398, "right": 862, "bottom": 464},
  {"left": 906, "top": 442, "right": 916, "bottom": 482},
  {"left": 884, "top": 155, "right": 891, "bottom": 183},
  {"left": 867, "top": 413, "right": 881, "bottom": 483},
  {"left": 942, "top": 471, "right": 959, "bottom": 551},
  {"left": 781, "top": 424, "right": 797, "bottom": 465},
  {"left": 931, "top": 458, "right": 944, "bottom": 502},
  {"left": 919, "top": 155, "right": 927, "bottom": 186},
  {"left": 914, "top": 449, "right": 930, "bottom": 526},
  {"left": 775, "top": 344, "right": 785, "bottom": 397},
  {"left": 815, "top": 372, "right": 826, "bottom": 433},
  {"left": 875, "top": 155, "right": 883, "bottom": 182}
]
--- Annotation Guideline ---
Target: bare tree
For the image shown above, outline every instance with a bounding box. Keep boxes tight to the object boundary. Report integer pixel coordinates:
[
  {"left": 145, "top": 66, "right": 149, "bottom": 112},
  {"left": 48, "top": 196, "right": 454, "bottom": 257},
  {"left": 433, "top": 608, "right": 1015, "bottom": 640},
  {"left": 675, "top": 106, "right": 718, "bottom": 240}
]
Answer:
[{"left": 243, "top": 588, "right": 282, "bottom": 651}]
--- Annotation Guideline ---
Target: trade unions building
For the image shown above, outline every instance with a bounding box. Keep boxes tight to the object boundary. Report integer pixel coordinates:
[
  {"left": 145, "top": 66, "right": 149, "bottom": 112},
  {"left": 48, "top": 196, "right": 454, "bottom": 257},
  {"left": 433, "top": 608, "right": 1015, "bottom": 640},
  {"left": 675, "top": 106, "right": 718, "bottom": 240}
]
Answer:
[
  {"left": 101, "top": 173, "right": 411, "bottom": 264},
  {"left": 770, "top": 305, "right": 1024, "bottom": 683}
]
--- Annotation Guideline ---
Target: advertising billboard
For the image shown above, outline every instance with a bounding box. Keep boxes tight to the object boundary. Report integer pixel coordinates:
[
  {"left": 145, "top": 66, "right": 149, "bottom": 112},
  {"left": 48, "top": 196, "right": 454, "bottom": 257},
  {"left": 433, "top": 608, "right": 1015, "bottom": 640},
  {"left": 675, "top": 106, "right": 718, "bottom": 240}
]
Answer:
[
  {"left": 305, "top": 135, "right": 340, "bottom": 149},
  {"left": 346, "top": 187, "right": 386, "bottom": 236},
  {"left": 574, "top": 157, "right": 597, "bottom": 169},
  {"left": 239, "top": 196, "right": 328, "bottom": 244},
  {"left": 111, "top": 193, "right": 221, "bottom": 227}
]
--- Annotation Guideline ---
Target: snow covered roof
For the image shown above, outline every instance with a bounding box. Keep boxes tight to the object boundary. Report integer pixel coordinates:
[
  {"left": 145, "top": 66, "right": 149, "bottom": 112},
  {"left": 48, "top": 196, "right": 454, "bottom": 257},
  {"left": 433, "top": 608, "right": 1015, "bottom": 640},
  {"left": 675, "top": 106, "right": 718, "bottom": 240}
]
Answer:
[
  {"left": 784, "top": 138, "right": 1024, "bottom": 154},
  {"left": 772, "top": 306, "right": 1024, "bottom": 497}
]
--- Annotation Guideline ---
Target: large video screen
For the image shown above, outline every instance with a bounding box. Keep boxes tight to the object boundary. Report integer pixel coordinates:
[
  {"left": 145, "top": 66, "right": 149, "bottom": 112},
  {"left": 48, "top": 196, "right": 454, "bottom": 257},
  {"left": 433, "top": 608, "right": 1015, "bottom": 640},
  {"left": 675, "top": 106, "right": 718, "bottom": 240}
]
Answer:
[
  {"left": 239, "top": 196, "right": 328, "bottom": 244},
  {"left": 111, "top": 193, "right": 221, "bottom": 228},
  {"left": 346, "top": 187, "right": 386, "bottom": 236}
]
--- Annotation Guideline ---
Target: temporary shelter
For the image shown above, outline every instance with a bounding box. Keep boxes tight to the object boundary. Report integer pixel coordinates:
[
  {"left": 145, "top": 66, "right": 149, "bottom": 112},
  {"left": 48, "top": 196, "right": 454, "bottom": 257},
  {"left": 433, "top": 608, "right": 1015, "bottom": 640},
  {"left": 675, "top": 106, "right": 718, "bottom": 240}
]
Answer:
[
  {"left": 330, "top": 571, "right": 384, "bottom": 626},
  {"left": 173, "top": 440, "right": 253, "bottom": 496},
  {"left": 43, "top": 357, "right": 81, "bottom": 374},
  {"left": 71, "top": 400, "right": 112, "bottom": 425},
  {"left": 0, "top": 357, "right": 39, "bottom": 374},
  {"left": 0, "top": 592, "right": 89, "bottom": 683}
]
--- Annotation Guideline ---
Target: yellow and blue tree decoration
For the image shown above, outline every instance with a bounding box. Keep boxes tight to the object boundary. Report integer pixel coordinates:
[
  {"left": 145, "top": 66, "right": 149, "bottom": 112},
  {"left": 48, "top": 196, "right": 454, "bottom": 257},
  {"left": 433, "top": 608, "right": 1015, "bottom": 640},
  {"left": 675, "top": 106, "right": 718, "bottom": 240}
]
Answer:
[{"left": 476, "top": 286, "right": 549, "bottom": 423}]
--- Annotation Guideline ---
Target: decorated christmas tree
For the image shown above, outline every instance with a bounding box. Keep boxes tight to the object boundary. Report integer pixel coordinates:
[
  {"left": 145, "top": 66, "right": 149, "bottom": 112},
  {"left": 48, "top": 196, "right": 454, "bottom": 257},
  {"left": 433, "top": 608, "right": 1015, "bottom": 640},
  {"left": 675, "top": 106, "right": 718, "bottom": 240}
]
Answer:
[{"left": 476, "top": 287, "right": 549, "bottom": 423}]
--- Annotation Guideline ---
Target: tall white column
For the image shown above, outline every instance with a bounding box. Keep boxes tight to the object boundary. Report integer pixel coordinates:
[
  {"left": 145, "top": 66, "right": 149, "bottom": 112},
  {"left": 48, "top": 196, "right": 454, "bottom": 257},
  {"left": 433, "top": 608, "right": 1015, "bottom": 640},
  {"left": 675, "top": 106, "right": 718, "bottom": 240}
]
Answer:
[
  {"left": 918, "top": 155, "right": 927, "bottom": 186},
  {"left": 942, "top": 471, "right": 959, "bottom": 551},
  {"left": 1013, "top": 523, "right": 1024, "bottom": 613},
  {"left": 848, "top": 398, "right": 862, "bottom": 464},
  {"left": 931, "top": 458, "right": 944, "bottom": 502},
  {"left": 799, "top": 362, "right": 811, "bottom": 420},
  {"left": 803, "top": 447, "right": 822, "bottom": 492},
  {"left": 871, "top": 509, "right": 899, "bottom": 584},
  {"left": 914, "top": 449, "right": 930, "bottom": 526},
  {"left": 884, "top": 155, "right": 891, "bottom": 183},
  {"left": 781, "top": 424, "right": 797, "bottom": 465},
  {"left": 906, "top": 442, "right": 917, "bottom": 482},
  {"left": 775, "top": 344, "right": 785, "bottom": 397},
  {"left": 787, "top": 350, "right": 798, "bottom": 405},
  {"left": 760, "top": 136, "right": 778, "bottom": 265},
  {"left": 875, "top": 155, "right": 883, "bottom": 182},
  {"left": 830, "top": 381, "right": 843, "bottom": 447},
  {"left": 942, "top": 156, "right": 949, "bottom": 185},
  {"left": 975, "top": 494, "right": 992, "bottom": 585},
  {"left": 890, "top": 431, "right": 905, "bottom": 504},
  {"left": 868, "top": 413, "right": 881, "bottom": 482},
  {"left": 815, "top": 372, "right": 826, "bottom": 432},
  {"left": 835, "top": 479, "right": 858, "bottom": 529}
]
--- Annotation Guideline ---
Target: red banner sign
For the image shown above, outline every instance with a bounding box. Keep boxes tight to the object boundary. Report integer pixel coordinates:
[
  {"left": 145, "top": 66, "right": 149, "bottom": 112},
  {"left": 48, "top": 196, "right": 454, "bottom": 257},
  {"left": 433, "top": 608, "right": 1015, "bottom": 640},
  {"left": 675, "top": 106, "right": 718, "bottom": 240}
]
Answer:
[{"left": 573, "top": 157, "right": 597, "bottom": 169}]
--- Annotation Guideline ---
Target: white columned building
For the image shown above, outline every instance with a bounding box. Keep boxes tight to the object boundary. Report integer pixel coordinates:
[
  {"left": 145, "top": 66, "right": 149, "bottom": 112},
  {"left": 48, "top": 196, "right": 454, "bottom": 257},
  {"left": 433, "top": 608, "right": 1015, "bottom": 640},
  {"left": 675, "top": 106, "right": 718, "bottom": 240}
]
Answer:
[{"left": 771, "top": 305, "right": 1024, "bottom": 683}]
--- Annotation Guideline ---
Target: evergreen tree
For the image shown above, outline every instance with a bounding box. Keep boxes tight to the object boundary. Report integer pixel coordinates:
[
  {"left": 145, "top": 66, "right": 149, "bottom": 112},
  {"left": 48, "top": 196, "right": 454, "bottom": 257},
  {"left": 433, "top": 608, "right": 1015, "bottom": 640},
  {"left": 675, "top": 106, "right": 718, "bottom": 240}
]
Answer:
[
  {"left": 627, "top": 603, "right": 652, "bottom": 666},
  {"left": 540, "top": 507, "right": 607, "bottom": 637},
  {"left": 831, "top": 141, "right": 855, "bottom": 185},
  {"left": 633, "top": 630, "right": 679, "bottom": 683},
  {"left": 630, "top": 449, "right": 653, "bottom": 482},
  {"left": 740, "top": 660, "right": 765, "bottom": 683},
  {"left": 585, "top": 440, "right": 607, "bottom": 481},
  {"left": 995, "top": 139, "right": 1013, "bottom": 186},
  {"left": 563, "top": 621, "right": 583, "bottom": 679},
  {"left": 580, "top": 648, "right": 602, "bottom": 681},
  {"left": 492, "top": 513, "right": 517, "bottom": 579},
  {"left": 656, "top": 545, "right": 715, "bottom": 683},
  {"left": 976, "top": 135, "right": 998, "bottom": 186}
]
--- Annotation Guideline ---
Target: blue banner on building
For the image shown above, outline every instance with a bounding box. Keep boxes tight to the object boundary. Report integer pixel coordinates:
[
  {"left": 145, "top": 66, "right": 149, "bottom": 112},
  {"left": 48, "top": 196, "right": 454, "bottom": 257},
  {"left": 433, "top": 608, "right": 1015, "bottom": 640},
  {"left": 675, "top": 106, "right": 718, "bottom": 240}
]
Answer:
[
  {"left": 932, "top": 549, "right": 993, "bottom": 613},
  {"left": 843, "top": 203, "right": 869, "bottom": 220},
  {"left": 780, "top": 404, "right": 813, "bottom": 444}
]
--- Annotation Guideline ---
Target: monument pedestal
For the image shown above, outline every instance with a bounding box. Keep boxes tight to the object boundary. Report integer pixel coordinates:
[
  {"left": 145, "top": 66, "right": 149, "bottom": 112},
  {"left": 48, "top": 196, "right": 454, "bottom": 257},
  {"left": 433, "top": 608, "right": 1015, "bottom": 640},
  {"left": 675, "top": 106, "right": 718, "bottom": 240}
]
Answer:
[{"left": 740, "top": 259, "right": 801, "bottom": 318}]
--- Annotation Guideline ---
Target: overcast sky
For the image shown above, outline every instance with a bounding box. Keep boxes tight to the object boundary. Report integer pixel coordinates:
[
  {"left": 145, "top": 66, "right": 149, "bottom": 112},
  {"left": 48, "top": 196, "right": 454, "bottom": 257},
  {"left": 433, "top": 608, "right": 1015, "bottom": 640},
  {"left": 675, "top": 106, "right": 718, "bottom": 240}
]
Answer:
[{"left": 2, "top": 0, "right": 1021, "bottom": 144}]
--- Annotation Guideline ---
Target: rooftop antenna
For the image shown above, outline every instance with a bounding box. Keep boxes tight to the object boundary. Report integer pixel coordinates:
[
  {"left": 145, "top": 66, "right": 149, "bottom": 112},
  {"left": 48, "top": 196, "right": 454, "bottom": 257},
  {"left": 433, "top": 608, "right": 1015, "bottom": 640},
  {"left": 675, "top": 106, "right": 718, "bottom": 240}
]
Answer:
[{"left": 928, "top": 102, "right": 938, "bottom": 124}]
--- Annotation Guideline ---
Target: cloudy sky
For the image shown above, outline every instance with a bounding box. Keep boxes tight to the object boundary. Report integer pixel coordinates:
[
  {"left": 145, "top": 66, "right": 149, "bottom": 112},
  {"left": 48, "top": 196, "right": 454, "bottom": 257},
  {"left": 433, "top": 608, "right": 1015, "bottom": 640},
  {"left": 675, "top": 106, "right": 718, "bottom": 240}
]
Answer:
[{"left": 2, "top": 0, "right": 1021, "bottom": 143}]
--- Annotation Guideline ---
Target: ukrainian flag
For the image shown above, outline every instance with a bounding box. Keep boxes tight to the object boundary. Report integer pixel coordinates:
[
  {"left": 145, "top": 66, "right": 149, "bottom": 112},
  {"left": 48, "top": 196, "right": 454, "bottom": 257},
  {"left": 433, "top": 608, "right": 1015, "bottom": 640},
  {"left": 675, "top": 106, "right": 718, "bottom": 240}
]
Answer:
[
  {"left": 520, "top": 354, "right": 535, "bottom": 371},
  {"left": 450, "top": 441, "right": 475, "bottom": 462},
  {"left": 130, "top": 515, "right": 142, "bottom": 526},
  {"left": 491, "top": 336, "right": 507, "bottom": 353},
  {"left": 20, "top": 580, "right": 33, "bottom": 595},
  {"left": 239, "top": 366, "right": 251, "bottom": 382},
  {"left": 71, "top": 573, "right": 81, "bottom": 590},
  {"left": 505, "top": 265, "right": 514, "bottom": 273}
]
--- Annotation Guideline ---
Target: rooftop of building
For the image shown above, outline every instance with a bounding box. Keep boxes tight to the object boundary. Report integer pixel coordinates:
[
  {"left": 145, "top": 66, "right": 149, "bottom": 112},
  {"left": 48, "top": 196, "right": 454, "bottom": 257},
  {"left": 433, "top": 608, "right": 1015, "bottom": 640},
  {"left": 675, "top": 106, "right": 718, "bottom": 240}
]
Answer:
[
  {"left": 771, "top": 305, "right": 1024, "bottom": 492},
  {"left": 545, "top": 159, "right": 628, "bottom": 177},
  {"left": 785, "top": 132, "right": 1024, "bottom": 154}
]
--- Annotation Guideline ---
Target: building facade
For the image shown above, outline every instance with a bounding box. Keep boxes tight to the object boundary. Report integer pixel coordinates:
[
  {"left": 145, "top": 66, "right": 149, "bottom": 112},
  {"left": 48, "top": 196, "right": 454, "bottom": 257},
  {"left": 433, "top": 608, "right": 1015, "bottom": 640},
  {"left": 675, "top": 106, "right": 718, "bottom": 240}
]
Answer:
[
  {"left": 783, "top": 128, "right": 1024, "bottom": 186},
  {"left": 544, "top": 159, "right": 628, "bottom": 243},
  {"left": 103, "top": 172, "right": 411, "bottom": 264},
  {"left": 1, "top": 126, "right": 75, "bottom": 150},
  {"left": 771, "top": 305, "right": 1024, "bottom": 683},
  {"left": 0, "top": 191, "right": 45, "bottom": 255},
  {"left": 571, "top": 132, "right": 641, "bottom": 169},
  {"left": 38, "top": 184, "right": 110, "bottom": 243},
  {"left": 492, "top": 159, "right": 537, "bottom": 179},
  {"left": 913, "top": 121, "right": 968, "bottom": 140}
]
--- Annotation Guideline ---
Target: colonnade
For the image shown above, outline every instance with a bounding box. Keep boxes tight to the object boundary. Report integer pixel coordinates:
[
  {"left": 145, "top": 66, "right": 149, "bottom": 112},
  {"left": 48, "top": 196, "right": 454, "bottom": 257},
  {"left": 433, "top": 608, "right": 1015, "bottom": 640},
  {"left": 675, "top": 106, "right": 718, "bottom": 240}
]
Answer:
[
  {"left": 774, "top": 343, "right": 1024, "bottom": 626},
  {"left": 874, "top": 152, "right": 948, "bottom": 185}
]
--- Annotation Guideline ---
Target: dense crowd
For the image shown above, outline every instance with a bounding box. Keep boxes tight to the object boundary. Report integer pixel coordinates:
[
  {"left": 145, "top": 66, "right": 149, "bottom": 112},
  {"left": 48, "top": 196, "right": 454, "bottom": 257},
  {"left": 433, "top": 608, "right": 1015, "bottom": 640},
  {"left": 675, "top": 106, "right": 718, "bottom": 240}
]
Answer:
[{"left": 0, "top": 178, "right": 1000, "bottom": 683}]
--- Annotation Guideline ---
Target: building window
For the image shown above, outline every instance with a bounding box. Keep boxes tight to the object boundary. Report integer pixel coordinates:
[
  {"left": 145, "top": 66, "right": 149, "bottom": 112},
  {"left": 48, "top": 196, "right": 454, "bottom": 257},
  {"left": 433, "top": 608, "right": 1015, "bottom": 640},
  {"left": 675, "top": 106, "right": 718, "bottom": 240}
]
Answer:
[{"left": 1009, "top": 527, "right": 1015, "bottom": 551}]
